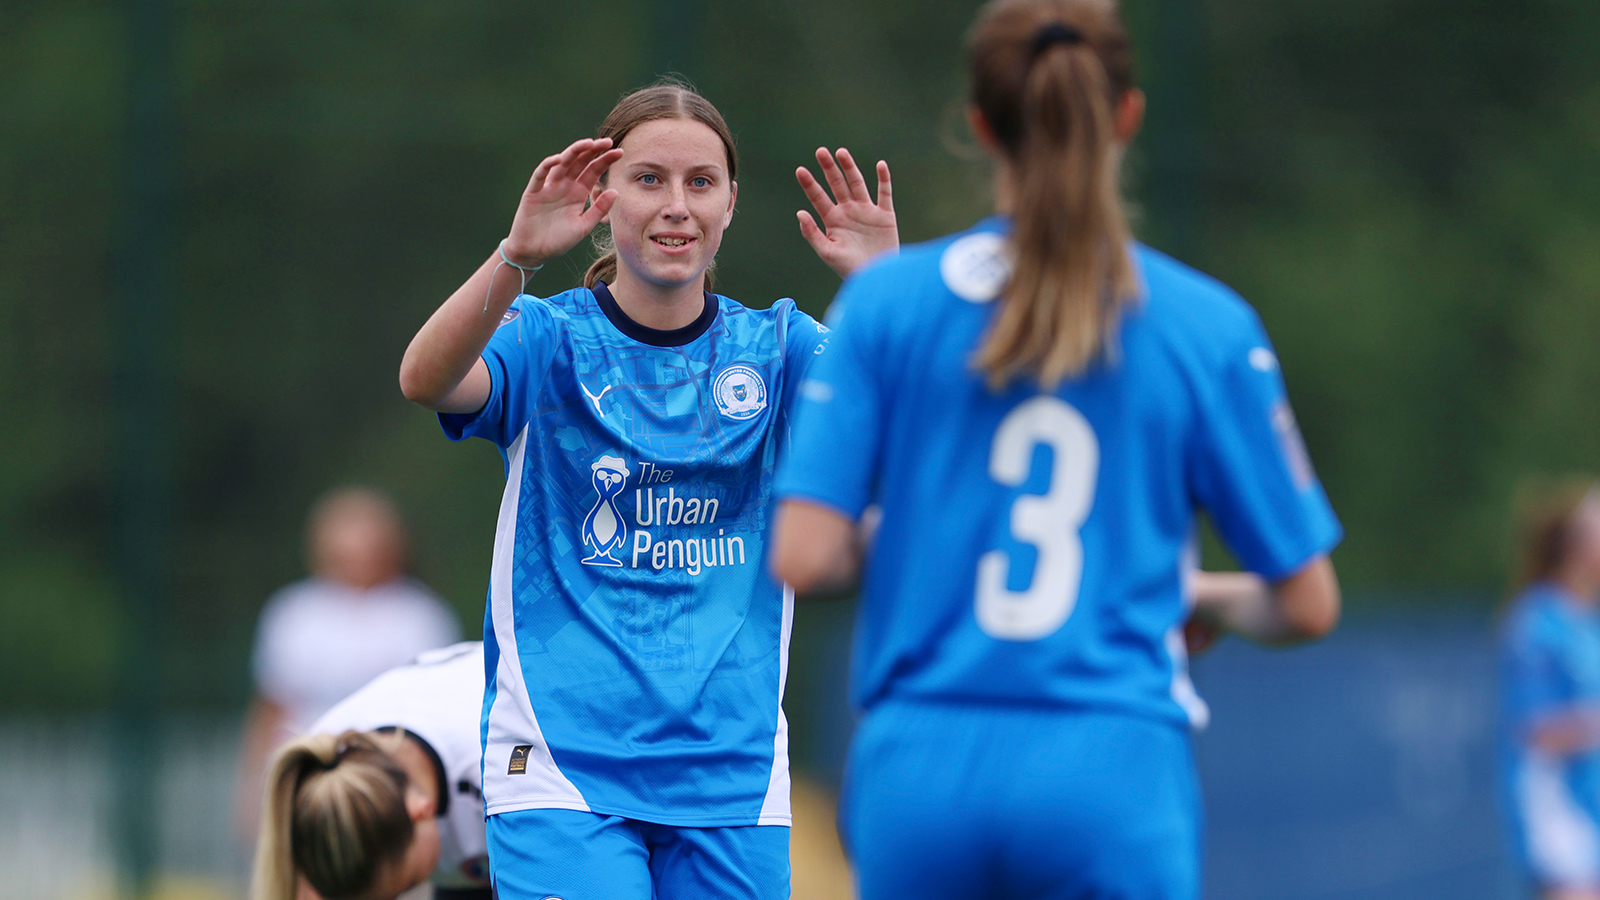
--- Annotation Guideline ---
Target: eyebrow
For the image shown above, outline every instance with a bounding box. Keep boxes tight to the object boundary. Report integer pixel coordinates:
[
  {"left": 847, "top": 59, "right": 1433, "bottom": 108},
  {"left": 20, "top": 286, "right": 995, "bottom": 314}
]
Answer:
[{"left": 621, "top": 160, "right": 725, "bottom": 177}]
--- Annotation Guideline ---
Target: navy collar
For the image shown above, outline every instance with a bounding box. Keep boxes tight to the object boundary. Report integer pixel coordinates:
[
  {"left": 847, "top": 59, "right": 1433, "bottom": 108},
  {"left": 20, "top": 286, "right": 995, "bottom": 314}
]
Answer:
[{"left": 592, "top": 281, "right": 718, "bottom": 347}]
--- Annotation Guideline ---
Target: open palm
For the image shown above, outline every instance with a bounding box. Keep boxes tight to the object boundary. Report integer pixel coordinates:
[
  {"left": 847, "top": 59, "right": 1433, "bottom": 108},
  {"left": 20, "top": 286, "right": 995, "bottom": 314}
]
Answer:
[
  {"left": 796, "top": 148, "right": 898, "bottom": 279},
  {"left": 505, "top": 137, "right": 625, "bottom": 266}
]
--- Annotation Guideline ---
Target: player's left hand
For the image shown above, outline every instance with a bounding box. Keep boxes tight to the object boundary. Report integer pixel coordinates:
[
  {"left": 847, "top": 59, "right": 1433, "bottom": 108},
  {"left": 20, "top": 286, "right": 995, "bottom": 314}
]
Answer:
[{"left": 796, "top": 148, "right": 897, "bottom": 278}]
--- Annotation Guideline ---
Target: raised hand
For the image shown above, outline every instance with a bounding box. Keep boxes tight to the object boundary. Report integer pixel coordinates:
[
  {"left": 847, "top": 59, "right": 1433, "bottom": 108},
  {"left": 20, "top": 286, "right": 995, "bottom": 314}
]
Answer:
[
  {"left": 504, "top": 138, "right": 625, "bottom": 266},
  {"left": 796, "top": 148, "right": 897, "bottom": 279}
]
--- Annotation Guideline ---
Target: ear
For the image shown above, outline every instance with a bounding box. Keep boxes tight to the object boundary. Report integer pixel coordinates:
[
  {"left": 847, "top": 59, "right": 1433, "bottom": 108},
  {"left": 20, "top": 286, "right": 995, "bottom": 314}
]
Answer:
[
  {"left": 725, "top": 180, "right": 738, "bottom": 227},
  {"left": 1114, "top": 89, "right": 1146, "bottom": 144},
  {"left": 966, "top": 105, "right": 1004, "bottom": 155},
  {"left": 591, "top": 182, "right": 612, "bottom": 225},
  {"left": 405, "top": 787, "right": 435, "bottom": 823}
]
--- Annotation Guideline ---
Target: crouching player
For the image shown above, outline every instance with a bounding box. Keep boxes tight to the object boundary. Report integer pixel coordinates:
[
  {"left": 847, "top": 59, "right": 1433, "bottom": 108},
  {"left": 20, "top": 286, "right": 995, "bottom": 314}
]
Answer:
[{"left": 251, "top": 642, "right": 490, "bottom": 900}]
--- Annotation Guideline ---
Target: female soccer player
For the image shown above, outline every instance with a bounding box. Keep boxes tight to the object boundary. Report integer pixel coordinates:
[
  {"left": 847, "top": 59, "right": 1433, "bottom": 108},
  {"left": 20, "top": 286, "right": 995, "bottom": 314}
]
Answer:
[
  {"left": 252, "top": 642, "right": 489, "bottom": 900},
  {"left": 398, "top": 82, "right": 895, "bottom": 900},
  {"left": 771, "top": 1, "right": 1342, "bottom": 897},
  {"left": 1500, "top": 481, "right": 1600, "bottom": 900}
]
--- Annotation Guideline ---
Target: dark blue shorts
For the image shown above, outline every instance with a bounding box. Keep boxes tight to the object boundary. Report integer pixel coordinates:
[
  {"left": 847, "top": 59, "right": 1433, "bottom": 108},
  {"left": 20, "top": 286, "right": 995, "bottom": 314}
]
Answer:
[
  {"left": 486, "top": 808, "right": 790, "bottom": 900},
  {"left": 842, "top": 701, "right": 1200, "bottom": 900}
]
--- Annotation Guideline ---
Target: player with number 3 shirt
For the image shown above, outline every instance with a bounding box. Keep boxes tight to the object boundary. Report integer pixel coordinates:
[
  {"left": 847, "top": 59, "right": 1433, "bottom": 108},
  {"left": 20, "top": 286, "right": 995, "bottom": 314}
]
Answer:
[{"left": 772, "top": 1, "right": 1342, "bottom": 898}]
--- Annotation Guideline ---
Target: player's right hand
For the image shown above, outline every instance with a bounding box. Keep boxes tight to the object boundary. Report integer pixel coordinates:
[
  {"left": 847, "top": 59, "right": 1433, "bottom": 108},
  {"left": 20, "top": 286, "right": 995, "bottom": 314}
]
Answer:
[{"left": 504, "top": 137, "right": 624, "bottom": 268}]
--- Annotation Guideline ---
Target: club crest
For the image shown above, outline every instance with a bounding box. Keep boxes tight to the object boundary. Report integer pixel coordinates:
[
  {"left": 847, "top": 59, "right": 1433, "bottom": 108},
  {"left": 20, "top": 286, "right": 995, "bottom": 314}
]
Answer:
[{"left": 713, "top": 365, "right": 768, "bottom": 420}]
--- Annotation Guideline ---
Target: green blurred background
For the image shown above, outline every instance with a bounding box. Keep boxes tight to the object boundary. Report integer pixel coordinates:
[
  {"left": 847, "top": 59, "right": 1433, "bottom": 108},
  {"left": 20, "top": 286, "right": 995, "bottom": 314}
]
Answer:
[
  {"left": 10, "top": 0, "right": 1598, "bottom": 712},
  {"left": 3, "top": 0, "right": 1600, "bottom": 894}
]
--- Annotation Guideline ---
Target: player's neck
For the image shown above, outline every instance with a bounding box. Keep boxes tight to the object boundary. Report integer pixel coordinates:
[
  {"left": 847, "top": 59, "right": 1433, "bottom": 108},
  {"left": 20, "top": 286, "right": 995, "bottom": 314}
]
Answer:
[
  {"left": 991, "top": 162, "right": 1016, "bottom": 215},
  {"left": 608, "top": 268, "right": 707, "bottom": 332},
  {"left": 1554, "top": 568, "right": 1600, "bottom": 606}
]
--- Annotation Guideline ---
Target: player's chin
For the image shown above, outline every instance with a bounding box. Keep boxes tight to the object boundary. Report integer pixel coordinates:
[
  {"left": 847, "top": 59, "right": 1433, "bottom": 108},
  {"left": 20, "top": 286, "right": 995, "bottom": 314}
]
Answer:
[{"left": 639, "top": 257, "right": 713, "bottom": 289}]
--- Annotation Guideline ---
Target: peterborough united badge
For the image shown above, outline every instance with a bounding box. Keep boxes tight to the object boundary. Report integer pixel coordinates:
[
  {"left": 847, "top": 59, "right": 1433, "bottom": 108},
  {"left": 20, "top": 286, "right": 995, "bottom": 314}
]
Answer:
[{"left": 713, "top": 365, "right": 768, "bottom": 420}]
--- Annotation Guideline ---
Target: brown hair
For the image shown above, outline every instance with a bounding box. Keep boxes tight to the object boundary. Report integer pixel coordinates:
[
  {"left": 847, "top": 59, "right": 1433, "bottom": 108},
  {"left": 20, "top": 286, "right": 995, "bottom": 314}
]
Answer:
[
  {"left": 250, "top": 731, "right": 414, "bottom": 900},
  {"left": 584, "top": 79, "right": 739, "bottom": 291},
  {"left": 967, "top": 0, "right": 1138, "bottom": 388},
  {"left": 1511, "top": 477, "right": 1600, "bottom": 592}
]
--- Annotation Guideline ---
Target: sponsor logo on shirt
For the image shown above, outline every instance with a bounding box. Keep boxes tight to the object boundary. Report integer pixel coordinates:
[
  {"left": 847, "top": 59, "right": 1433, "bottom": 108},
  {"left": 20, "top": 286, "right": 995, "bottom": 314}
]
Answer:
[
  {"left": 577, "top": 455, "right": 750, "bottom": 577},
  {"left": 579, "top": 456, "right": 631, "bottom": 567}
]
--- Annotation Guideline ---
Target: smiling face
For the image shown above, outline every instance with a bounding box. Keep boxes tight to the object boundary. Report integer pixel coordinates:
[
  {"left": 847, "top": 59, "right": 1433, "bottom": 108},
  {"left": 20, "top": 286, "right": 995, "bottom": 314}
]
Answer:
[{"left": 600, "top": 117, "right": 736, "bottom": 292}]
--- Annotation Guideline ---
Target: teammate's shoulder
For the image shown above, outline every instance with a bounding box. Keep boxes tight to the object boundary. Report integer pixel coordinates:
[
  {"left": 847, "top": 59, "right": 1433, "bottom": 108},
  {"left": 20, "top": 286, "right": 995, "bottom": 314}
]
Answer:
[
  {"left": 826, "top": 221, "right": 1000, "bottom": 331},
  {"left": 855, "top": 223, "right": 993, "bottom": 294},
  {"left": 711, "top": 292, "right": 823, "bottom": 338},
  {"left": 1136, "top": 245, "right": 1258, "bottom": 334},
  {"left": 1131, "top": 244, "right": 1271, "bottom": 370},
  {"left": 1503, "top": 583, "right": 1575, "bottom": 647}
]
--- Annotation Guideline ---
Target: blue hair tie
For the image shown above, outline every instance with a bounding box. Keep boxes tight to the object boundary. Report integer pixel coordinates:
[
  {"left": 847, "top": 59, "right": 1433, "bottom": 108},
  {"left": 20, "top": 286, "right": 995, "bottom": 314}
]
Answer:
[{"left": 1031, "top": 22, "right": 1084, "bottom": 59}]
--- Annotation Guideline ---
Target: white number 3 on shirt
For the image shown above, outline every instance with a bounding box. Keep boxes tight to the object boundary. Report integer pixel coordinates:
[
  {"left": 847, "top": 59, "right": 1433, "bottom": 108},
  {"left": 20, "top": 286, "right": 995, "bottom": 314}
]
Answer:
[{"left": 976, "top": 396, "right": 1099, "bottom": 641}]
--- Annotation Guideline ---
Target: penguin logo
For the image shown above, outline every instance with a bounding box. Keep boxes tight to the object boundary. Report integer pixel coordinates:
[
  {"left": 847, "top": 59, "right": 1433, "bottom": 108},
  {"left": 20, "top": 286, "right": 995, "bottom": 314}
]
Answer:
[{"left": 580, "top": 455, "right": 631, "bottom": 567}]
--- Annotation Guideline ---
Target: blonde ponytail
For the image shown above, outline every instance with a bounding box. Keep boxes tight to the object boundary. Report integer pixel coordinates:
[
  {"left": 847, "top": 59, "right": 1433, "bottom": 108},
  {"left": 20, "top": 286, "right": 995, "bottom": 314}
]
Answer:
[
  {"left": 967, "top": 0, "right": 1137, "bottom": 388},
  {"left": 250, "top": 730, "right": 413, "bottom": 900}
]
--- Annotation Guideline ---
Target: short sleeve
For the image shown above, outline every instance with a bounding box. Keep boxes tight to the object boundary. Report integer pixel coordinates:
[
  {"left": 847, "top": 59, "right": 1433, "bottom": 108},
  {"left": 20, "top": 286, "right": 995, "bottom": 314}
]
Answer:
[
  {"left": 1188, "top": 316, "right": 1342, "bottom": 580},
  {"left": 775, "top": 280, "right": 885, "bottom": 519},
  {"left": 438, "top": 296, "right": 558, "bottom": 448},
  {"left": 779, "top": 301, "right": 831, "bottom": 418}
]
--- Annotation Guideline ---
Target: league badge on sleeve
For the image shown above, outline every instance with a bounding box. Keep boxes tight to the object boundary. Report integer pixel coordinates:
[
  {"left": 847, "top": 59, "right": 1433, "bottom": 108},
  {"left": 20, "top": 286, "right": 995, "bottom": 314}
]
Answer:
[
  {"left": 713, "top": 365, "right": 768, "bottom": 420},
  {"left": 941, "top": 231, "right": 1012, "bottom": 303}
]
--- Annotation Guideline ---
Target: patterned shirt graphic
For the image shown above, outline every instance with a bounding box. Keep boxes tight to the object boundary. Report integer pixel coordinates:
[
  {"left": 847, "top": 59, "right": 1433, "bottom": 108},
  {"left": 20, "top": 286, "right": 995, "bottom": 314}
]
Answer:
[{"left": 441, "top": 283, "right": 826, "bottom": 826}]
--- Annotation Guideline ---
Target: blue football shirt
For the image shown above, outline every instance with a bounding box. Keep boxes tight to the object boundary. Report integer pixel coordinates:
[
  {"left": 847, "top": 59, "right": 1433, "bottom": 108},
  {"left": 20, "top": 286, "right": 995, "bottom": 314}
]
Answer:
[
  {"left": 442, "top": 281, "right": 827, "bottom": 827},
  {"left": 776, "top": 217, "right": 1341, "bottom": 727},
  {"left": 1499, "top": 582, "right": 1600, "bottom": 880}
]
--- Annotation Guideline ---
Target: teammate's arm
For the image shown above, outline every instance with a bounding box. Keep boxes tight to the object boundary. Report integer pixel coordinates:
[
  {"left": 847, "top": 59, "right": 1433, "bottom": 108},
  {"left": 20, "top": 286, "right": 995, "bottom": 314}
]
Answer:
[
  {"left": 794, "top": 148, "right": 897, "bottom": 278},
  {"left": 771, "top": 499, "right": 864, "bottom": 595},
  {"left": 400, "top": 138, "right": 623, "bottom": 413},
  {"left": 1185, "top": 557, "right": 1340, "bottom": 651}
]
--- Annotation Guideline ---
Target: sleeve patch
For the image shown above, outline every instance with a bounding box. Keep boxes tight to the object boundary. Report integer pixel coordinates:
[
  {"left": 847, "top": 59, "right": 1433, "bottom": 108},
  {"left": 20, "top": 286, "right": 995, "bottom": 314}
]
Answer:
[{"left": 1272, "top": 400, "right": 1316, "bottom": 490}]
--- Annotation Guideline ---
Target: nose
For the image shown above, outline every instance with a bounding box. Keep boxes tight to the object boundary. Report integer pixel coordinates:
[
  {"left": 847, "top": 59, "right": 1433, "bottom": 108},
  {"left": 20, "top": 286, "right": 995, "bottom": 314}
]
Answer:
[{"left": 662, "top": 182, "right": 690, "bottom": 220}]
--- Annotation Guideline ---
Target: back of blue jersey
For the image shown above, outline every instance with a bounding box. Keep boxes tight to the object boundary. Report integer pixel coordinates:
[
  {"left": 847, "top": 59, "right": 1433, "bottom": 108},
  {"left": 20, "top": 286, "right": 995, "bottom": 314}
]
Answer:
[
  {"left": 776, "top": 217, "right": 1341, "bottom": 726},
  {"left": 443, "top": 284, "right": 826, "bottom": 827}
]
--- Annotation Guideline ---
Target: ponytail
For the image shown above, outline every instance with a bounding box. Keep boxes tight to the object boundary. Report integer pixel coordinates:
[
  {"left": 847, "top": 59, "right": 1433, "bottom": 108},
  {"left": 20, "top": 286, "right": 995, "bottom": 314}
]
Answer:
[
  {"left": 967, "top": 0, "right": 1137, "bottom": 388},
  {"left": 250, "top": 730, "right": 414, "bottom": 900}
]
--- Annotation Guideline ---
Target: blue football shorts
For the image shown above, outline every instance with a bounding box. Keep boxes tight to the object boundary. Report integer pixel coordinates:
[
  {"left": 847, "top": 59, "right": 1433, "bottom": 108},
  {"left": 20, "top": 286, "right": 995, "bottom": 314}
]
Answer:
[
  {"left": 842, "top": 700, "right": 1201, "bottom": 900},
  {"left": 487, "top": 807, "right": 790, "bottom": 900}
]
